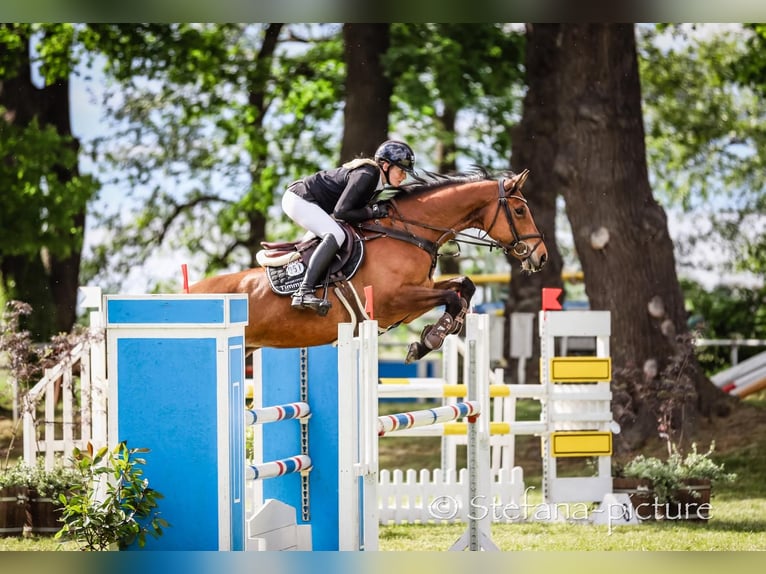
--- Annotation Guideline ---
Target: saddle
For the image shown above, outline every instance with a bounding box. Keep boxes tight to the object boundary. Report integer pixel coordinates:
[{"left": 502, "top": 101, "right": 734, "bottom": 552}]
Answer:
[{"left": 256, "top": 224, "right": 364, "bottom": 296}]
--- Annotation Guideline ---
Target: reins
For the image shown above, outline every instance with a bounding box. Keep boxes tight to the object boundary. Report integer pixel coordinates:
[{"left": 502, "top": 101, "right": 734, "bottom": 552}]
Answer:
[{"left": 358, "top": 177, "right": 543, "bottom": 262}]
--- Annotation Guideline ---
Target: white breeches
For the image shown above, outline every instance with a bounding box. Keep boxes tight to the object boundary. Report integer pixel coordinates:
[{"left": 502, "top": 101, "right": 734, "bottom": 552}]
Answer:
[{"left": 282, "top": 191, "right": 346, "bottom": 247}]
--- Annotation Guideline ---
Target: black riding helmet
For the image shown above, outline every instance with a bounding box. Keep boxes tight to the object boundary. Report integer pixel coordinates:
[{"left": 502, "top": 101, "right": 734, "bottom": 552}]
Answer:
[{"left": 374, "top": 140, "right": 415, "bottom": 183}]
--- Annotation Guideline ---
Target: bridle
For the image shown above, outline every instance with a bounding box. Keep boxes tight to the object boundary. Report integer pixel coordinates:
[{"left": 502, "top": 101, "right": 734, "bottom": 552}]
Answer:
[
  {"left": 482, "top": 178, "right": 545, "bottom": 258},
  {"left": 357, "top": 177, "right": 544, "bottom": 268}
]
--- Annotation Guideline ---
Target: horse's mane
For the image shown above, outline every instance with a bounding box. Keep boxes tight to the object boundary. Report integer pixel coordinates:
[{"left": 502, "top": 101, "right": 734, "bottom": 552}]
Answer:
[{"left": 391, "top": 166, "right": 514, "bottom": 199}]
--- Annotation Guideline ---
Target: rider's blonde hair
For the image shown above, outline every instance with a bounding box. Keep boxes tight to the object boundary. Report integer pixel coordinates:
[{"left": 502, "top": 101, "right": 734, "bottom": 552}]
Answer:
[{"left": 342, "top": 158, "right": 379, "bottom": 170}]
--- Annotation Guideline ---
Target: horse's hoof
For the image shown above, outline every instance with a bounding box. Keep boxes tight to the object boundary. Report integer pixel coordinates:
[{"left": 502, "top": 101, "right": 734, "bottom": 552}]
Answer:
[{"left": 405, "top": 343, "right": 421, "bottom": 364}]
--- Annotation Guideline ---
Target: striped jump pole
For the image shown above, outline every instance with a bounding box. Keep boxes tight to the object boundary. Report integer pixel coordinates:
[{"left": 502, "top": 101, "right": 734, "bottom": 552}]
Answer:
[
  {"left": 246, "top": 402, "right": 311, "bottom": 425},
  {"left": 377, "top": 401, "right": 481, "bottom": 436},
  {"left": 247, "top": 454, "right": 313, "bottom": 480}
]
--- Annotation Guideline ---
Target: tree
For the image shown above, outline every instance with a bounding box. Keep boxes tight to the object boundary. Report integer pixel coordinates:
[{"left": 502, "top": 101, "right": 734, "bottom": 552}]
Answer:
[
  {"left": 340, "top": 24, "right": 391, "bottom": 162},
  {"left": 386, "top": 24, "right": 526, "bottom": 275},
  {"left": 82, "top": 24, "right": 346, "bottom": 286},
  {"left": 0, "top": 23, "right": 98, "bottom": 338},
  {"left": 387, "top": 24, "right": 525, "bottom": 172},
  {"left": 521, "top": 24, "right": 733, "bottom": 450},
  {"left": 639, "top": 24, "right": 766, "bottom": 282},
  {"left": 506, "top": 24, "right": 566, "bottom": 380}
]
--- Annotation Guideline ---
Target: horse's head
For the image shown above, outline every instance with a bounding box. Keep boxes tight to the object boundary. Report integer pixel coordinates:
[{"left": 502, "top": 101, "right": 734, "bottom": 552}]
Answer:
[
  {"left": 486, "top": 169, "right": 548, "bottom": 273},
  {"left": 385, "top": 167, "right": 547, "bottom": 273}
]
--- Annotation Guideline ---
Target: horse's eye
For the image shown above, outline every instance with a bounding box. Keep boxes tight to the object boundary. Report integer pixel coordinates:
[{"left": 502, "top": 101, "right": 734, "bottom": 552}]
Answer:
[{"left": 514, "top": 207, "right": 526, "bottom": 217}]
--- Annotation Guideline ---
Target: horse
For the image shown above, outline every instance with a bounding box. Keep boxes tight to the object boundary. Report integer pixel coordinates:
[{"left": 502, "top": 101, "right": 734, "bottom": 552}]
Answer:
[{"left": 190, "top": 167, "right": 547, "bottom": 363}]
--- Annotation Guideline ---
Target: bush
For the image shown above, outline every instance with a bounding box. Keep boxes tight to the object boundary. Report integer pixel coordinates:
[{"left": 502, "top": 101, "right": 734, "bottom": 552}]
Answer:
[
  {"left": 55, "top": 442, "right": 169, "bottom": 551},
  {"left": 621, "top": 442, "right": 736, "bottom": 504}
]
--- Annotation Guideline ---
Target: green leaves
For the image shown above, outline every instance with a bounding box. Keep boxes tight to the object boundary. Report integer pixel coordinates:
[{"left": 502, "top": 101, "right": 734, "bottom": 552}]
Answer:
[
  {"left": 55, "top": 441, "right": 169, "bottom": 551},
  {"left": 622, "top": 442, "right": 736, "bottom": 504},
  {"left": 0, "top": 118, "right": 96, "bottom": 258}
]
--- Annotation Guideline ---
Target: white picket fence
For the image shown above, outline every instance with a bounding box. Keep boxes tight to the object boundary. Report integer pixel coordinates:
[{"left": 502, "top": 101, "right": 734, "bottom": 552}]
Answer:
[
  {"left": 21, "top": 310, "right": 108, "bottom": 469},
  {"left": 378, "top": 467, "right": 525, "bottom": 525}
]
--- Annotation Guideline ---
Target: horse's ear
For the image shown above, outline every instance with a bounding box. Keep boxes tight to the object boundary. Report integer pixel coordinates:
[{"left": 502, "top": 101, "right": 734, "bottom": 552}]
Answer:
[{"left": 504, "top": 169, "right": 530, "bottom": 192}]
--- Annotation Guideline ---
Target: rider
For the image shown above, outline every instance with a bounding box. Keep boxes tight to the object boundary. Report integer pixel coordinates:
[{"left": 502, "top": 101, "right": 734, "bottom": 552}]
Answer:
[{"left": 282, "top": 139, "right": 416, "bottom": 313}]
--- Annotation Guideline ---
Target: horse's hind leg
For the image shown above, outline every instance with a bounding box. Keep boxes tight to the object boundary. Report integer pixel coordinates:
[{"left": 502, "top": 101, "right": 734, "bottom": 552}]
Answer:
[{"left": 405, "top": 277, "right": 476, "bottom": 363}]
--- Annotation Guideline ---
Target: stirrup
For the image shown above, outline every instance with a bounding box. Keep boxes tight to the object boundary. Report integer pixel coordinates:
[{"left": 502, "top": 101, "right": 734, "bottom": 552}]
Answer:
[{"left": 291, "top": 292, "right": 332, "bottom": 317}]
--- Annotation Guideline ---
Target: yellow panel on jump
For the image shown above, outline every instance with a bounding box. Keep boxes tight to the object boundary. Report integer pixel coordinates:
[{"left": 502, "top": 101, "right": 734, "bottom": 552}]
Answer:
[
  {"left": 549, "top": 356, "right": 611, "bottom": 382},
  {"left": 551, "top": 431, "right": 612, "bottom": 457}
]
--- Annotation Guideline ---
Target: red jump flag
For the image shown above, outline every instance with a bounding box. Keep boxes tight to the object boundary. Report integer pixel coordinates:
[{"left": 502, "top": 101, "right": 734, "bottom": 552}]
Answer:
[
  {"left": 364, "top": 285, "right": 374, "bottom": 319},
  {"left": 541, "top": 287, "right": 563, "bottom": 311},
  {"left": 181, "top": 264, "right": 190, "bottom": 294}
]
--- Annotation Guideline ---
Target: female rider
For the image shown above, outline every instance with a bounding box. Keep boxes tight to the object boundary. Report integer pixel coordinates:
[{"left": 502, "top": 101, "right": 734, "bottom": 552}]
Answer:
[{"left": 282, "top": 140, "right": 416, "bottom": 313}]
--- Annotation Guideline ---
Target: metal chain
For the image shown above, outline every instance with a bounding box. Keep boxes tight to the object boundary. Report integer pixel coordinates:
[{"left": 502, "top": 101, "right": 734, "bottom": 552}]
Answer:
[{"left": 299, "top": 347, "right": 311, "bottom": 522}]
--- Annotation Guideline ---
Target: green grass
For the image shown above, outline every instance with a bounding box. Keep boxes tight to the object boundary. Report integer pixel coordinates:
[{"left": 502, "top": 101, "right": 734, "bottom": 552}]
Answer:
[
  {"left": 0, "top": 535, "right": 77, "bottom": 551},
  {"left": 376, "top": 402, "right": 766, "bottom": 551},
  {"left": 379, "top": 508, "right": 766, "bottom": 551}
]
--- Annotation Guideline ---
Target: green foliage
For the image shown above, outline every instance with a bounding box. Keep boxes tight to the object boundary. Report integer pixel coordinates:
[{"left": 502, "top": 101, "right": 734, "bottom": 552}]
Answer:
[
  {"left": 640, "top": 24, "right": 766, "bottom": 212},
  {"left": 0, "top": 24, "right": 28, "bottom": 76},
  {"left": 0, "top": 117, "right": 97, "bottom": 259},
  {"left": 82, "top": 23, "right": 345, "bottom": 282},
  {"left": 28, "top": 461, "right": 80, "bottom": 499},
  {"left": 55, "top": 442, "right": 169, "bottom": 551},
  {"left": 387, "top": 24, "right": 525, "bottom": 166},
  {"left": 0, "top": 459, "right": 78, "bottom": 499},
  {"left": 0, "top": 23, "right": 99, "bottom": 323},
  {"left": 621, "top": 442, "right": 736, "bottom": 504},
  {"left": 682, "top": 278, "right": 766, "bottom": 374},
  {"left": 679, "top": 442, "right": 738, "bottom": 483},
  {"left": 732, "top": 24, "right": 766, "bottom": 97},
  {"left": 0, "top": 460, "right": 33, "bottom": 488},
  {"left": 639, "top": 24, "right": 766, "bottom": 282}
]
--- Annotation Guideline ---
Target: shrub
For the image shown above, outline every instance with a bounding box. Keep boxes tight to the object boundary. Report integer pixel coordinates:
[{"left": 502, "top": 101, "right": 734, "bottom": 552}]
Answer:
[
  {"left": 621, "top": 441, "right": 736, "bottom": 504},
  {"left": 55, "top": 442, "right": 169, "bottom": 551}
]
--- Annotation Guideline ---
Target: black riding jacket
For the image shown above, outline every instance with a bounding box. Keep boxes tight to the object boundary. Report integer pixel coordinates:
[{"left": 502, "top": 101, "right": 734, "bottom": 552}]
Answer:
[{"left": 298, "top": 163, "right": 381, "bottom": 223}]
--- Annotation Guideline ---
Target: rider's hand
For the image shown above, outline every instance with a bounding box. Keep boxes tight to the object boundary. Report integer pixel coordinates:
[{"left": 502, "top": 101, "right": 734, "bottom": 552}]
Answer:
[{"left": 370, "top": 201, "right": 390, "bottom": 218}]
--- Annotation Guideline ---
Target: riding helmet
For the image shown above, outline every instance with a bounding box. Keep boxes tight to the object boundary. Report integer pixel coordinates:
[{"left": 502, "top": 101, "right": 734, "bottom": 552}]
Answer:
[{"left": 374, "top": 140, "right": 416, "bottom": 174}]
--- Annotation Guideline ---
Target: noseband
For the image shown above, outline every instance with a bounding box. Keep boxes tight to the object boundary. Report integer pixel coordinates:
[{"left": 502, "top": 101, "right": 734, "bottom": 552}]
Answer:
[{"left": 485, "top": 178, "right": 544, "bottom": 258}]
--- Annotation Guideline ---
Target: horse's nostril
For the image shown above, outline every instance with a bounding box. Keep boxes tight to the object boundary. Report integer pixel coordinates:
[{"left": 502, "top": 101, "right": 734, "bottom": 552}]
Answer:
[{"left": 540, "top": 253, "right": 548, "bottom": 266}]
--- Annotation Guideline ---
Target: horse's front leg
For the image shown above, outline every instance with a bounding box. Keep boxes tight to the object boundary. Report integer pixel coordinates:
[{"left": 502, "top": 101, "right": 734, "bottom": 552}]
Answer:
[
  {"left": 404, "top": 276, "right": 476, "bottom": 363},
  {"left": 433, "top": 276, "right": 476, "bottom": 336}
]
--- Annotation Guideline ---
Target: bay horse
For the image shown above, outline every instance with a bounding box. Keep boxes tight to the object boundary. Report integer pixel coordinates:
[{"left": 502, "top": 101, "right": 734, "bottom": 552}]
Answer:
[{"left": 190, "top": 167, "right": 547, "bottom": 363}]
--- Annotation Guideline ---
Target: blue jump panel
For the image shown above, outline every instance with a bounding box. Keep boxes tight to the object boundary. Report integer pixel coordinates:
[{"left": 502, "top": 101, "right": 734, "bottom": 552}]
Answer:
[
  {"left": 116, "top": 337, "right": 220, "bottom": 550},
  {"left": 261, "top": 345, "right": 339, "bottom": 551},
  {"left": 106, "top": 296, "right": 247, "bottom": 325},
  {"left": 107, "top": 294, "right": 248, "bottom": 551}
]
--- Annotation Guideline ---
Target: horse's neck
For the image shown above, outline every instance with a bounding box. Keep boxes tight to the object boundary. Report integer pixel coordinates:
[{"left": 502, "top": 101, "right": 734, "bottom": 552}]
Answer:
[{"left": 398, "top": 181, "right": 494, "bottom": 240}]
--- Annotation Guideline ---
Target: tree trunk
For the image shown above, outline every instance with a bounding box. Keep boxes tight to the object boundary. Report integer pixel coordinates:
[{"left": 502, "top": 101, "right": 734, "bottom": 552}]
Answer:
[
  {"left": 0, "top": 28, "right": 82, "bottom": 338},
  {"left": 436, "top": 105, "right": 460, "bottom": 276},
  {"left": 546, "top": 24, "right": 731, "bottom": 450},
  {"left": 506, "top": 24, "right": 565, "bottom": 382},
  {"left": 341, "top": 24, "right": 391, "bottom": 162},
  {"left": 41, "top": 77, "right": 83, "bottom": 335},
  {"left": 244, "top": 23, "right": 283, "bottom": 264}
]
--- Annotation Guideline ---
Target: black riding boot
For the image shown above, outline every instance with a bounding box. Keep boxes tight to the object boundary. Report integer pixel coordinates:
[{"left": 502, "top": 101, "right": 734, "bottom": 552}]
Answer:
[{"left": 291, "top": 234, "right": 339, "bottom": 315}]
